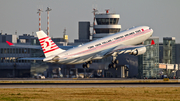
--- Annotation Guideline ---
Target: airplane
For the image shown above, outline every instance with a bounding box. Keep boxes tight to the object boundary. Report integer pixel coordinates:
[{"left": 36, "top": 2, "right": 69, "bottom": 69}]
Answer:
[{"left": 6, "top": 26, "right": 154, "bottom": 68}]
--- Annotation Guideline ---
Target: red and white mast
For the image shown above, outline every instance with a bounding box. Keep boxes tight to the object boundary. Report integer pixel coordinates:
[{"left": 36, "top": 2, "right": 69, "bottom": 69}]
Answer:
[
  {"left": 92, "top": 8, "right": 98, "bottom": 35},
  {"left": 37, "top": 9, "right": 43, "bottom": 31},
  {"left": 46, "top": 7, "right": 52, "bottom": 36}
]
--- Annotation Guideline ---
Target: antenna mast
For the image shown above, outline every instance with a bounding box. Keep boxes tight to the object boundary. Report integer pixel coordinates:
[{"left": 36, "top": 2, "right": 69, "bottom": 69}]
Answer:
[
  {"left": 46, "top": 7, "right": 52, "bottom": 36},
  {"left": 37, "top": 9, "right": 43, "bottom": 31}
]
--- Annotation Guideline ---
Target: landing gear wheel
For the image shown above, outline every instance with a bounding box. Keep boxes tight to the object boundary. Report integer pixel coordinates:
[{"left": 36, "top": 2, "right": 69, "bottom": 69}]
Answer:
[
  {"left": 108, "top": 64, "right": 112, "bottom": 68},
  {"left": 82, "top": 63, "right": 90, "bottom": 68},
  {"left": 86, "top": 63, "right": 90, "bottom": 68},
  {"left": 83, "top": 64, "right": 86, "bottom": 68},
  {"left": 88, "top": 61, "right": 92, "bottom": 64},
  {"left": 112, "top": 63, "right": 116, "bottom": 68},
  {"left": 114, "top": 60, "right": 119, "bottom": 64}
]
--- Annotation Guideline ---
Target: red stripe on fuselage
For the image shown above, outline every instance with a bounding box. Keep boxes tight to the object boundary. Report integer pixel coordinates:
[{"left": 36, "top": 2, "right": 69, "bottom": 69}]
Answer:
[{"left": 65, "top": 29, "right": 151, "bottom": 58}]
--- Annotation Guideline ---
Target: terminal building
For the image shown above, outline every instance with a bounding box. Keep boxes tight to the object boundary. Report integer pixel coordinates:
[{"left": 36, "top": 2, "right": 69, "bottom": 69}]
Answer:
[
  {"left": 159, "top": 37, "right": 180, "bottom": 78},
  {"left": 0, "top": 33, "right": 32, "bottom": 77},
  {"left": 138, "top": 37, "right": 159, "bottom": 78},
  {"left": 163, "top": 37, "right": 176, "bottom": 64},
  {"left": 0, "top": 33, "right": 68, "bottom": 78}
]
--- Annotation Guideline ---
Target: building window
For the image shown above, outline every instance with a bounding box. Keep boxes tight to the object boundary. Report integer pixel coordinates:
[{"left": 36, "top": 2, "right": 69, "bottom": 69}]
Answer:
[
  {"left": 22, "top": 49, "right": 25, "bottom": 53},
  {"left": 23, "top": 49, "right": 27, "bottom": 53},
  {"left": 95, "top": 28, "right": 120, "bottom": 33},
  {"left": 0, "top": 57, "right": 4, "bottom": 62},
  {"left": 28, "top": 48, "right": 30, "bottom": 53},
  {"left": 13, "top": 49, "right": 15, "bottom": 53},
  {"left": 16, "top": 48, "right": 18, "bottom": 54},
  {"left": 7, "top": 48, "right": 9, "bottom": 54},
  {"left": 96, "top": 18, "right": 119, "bottom": 25},
  {"left": 2, "top": 36, "right": 6, "bottom": 42},
  {"left": 4, "top": 49, "right": 7, "bottom": 53},
  {"left": 19, "top": 48, "right": 21, "bottom": 53},
  {"left": 9, "top": 48, "right": 12, "bottom": 54},
  {"left": 5, "top": 57, "right": 9, "bottom": 63}
]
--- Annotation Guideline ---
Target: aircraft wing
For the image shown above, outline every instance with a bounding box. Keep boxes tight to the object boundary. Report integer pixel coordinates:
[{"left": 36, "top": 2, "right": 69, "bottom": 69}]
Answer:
[
  {"left": 6, "top": 41, "right": 74, "bottom": 50},
  {"left": 104, "top": 40, "right": 155, "bottom": 56},
  {"left": 19, "top": 57, "right": 45, "bottom": 60}
]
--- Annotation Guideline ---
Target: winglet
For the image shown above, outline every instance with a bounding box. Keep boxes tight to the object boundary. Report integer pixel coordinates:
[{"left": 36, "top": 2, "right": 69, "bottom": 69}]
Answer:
[
  {"left": 6, "top": 41, "right": 14, "bottom": 46},
  {"left": 151, "top": 40, "right": 155, "bottom": 45}
]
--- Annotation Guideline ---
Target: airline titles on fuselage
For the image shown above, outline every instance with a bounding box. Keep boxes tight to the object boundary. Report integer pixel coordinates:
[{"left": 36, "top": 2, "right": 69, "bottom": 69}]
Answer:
[{"left": 88, "top": 29, "right": 142, "bottom": 49}]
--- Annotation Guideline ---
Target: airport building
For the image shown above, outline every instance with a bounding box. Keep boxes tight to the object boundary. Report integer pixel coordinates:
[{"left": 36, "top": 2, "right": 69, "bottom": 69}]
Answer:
[
  {"left": 0, "top": 32, "right": 69, "bottom": 78},
  {"left": 0, "top": 34, "right": 32, "bottom": 77},
  {"left": 138, "top": 37, "right": 159, "bottom": 78},
  {"left": 163, "top": 37, "right": 176, "bottom": 64},
  {"left": 74, "top": 22, "right": 90, "bottom": 44},
  {"left": 159, "top": 37, "right": 180, "bottom": 78}
]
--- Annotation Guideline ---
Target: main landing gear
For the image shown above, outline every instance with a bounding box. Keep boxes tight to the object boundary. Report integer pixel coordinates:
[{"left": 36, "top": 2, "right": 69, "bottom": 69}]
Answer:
[
  {"left": 82, "top": 60, "right": 92, "bottom": 68},
  {"left": 108, "top": 56, "right": 119, "bottom": 70}
]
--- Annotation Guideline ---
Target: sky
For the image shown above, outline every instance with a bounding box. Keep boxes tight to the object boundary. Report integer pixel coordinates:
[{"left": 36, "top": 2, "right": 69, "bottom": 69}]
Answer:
[{"left": 0, "top": 0, "right": 180, "bottom": 43}]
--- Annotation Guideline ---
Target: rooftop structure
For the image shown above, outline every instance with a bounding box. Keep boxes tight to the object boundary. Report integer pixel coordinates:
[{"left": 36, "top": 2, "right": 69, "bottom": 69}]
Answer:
[
  {"left": 163, "top": 37, "right": 176, "bottom": 64},
  {"left": 93, "top": 9, "right": 121, "bottom": 40}
]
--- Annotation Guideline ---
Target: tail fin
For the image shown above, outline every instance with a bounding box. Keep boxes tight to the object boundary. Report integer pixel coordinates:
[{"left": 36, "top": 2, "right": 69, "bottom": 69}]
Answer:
[{"left": 36, "top": 30, "right": 65, "bottom": 58}]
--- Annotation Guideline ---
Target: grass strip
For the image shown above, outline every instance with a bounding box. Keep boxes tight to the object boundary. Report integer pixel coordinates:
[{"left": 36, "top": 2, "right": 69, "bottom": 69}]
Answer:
[{"left": 0, "top": 87, "right": 180, "bottom": 101}]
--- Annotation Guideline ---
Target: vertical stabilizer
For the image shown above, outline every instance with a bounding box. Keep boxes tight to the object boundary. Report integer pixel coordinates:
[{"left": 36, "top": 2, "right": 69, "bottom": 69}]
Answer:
[{"left": 36, "top": 30, "right": 65, "bottom": 58}]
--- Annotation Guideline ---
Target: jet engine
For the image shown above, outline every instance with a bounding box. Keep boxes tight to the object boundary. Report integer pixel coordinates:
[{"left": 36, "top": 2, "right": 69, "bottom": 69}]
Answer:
[{"left": 130, "top": 47, "right": 146, "bottom": 56}]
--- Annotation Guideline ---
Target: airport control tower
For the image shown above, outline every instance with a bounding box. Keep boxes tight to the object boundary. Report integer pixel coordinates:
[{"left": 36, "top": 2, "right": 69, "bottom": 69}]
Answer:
[{"left": 93, "top": 10, "right": 121, "bottom": 40}]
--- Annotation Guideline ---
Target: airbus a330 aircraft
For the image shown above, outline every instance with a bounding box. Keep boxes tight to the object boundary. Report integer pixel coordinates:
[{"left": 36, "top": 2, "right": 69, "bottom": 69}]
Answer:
[{"left": 6, "top": 26, "right": 154, "bottom": 68}]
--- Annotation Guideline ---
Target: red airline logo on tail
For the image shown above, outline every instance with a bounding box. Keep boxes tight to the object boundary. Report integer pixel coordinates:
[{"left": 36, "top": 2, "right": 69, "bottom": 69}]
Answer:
[
  {"left": 45, "top": 41, "right": 50, "bottom": 48},
  {"left": 39, "top": 37, "right": 59, "bottom": 53}
]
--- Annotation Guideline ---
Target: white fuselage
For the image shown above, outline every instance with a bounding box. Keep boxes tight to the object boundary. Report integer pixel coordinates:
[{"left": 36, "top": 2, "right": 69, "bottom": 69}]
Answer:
[{"left": 53, "top": 26, "right": 153, "bottom": 64}]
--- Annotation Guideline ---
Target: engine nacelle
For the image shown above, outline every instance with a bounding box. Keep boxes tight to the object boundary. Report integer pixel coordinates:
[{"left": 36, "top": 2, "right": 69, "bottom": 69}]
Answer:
[{"left": 130, "top": 47, "right": 146, "bottom": 56}]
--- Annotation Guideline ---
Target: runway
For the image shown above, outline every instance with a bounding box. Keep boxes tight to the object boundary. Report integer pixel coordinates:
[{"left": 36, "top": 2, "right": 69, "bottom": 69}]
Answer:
[{"left": 0, "top": 83, "right": 180, "bottom": 88}]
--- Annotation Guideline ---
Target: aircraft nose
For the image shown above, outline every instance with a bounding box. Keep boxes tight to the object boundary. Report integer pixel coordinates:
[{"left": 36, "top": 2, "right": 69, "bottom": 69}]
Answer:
[
  {"left": 151, "top": 29, "right": 153, "bottom": 34},
  {"left": 149, "top": 28, "right": 153, "bottom": 34}
]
